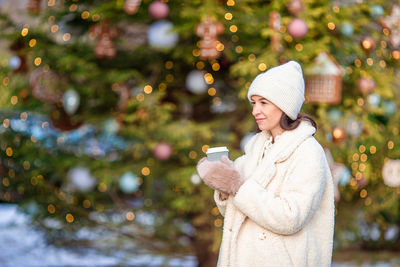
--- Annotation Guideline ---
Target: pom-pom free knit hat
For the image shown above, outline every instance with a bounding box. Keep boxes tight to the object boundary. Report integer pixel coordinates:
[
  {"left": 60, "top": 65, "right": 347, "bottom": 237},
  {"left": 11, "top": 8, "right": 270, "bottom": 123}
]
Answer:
[{"left": 247, "top": 60, "right": 305, "bottom": 120}]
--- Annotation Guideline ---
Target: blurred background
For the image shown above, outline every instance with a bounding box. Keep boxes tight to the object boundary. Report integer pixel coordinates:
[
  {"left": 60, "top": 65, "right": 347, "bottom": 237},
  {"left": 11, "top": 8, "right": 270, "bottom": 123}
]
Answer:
[{"left": 0, "top": 0, "right": 400, "bottom": 266}]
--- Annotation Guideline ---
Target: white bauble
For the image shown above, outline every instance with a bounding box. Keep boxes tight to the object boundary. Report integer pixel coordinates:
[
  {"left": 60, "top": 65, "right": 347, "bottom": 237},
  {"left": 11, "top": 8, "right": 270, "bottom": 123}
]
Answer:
[
  {"left": 190, "top": 174, "right": 201, "bottom": 185},
  {"left": 119, "top": 171, "right": 140, "bottom": 193},
  {"left": 63, "top": 89, "right": 80, "bottom": 115},
  {"left": 185, "top": 70, "right": 207, "bottom": 94},
  {"left": 148, "top": 20, "right": 178, "bottom": 49},
  {"left": 8, "top": 56, "right": 21, "bottom": 70},
  {"left": 68, "top": 167, "right": 96, "bottom": 192},
  {"left": 382, "top": 159, "right": 400, "bottom": 187}
]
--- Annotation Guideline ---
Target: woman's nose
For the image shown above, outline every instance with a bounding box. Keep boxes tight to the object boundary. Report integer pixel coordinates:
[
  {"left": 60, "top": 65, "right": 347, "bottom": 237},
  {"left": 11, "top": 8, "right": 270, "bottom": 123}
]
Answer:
[{"left": 252, "top": 104, "right": 259, "bottom": 116}]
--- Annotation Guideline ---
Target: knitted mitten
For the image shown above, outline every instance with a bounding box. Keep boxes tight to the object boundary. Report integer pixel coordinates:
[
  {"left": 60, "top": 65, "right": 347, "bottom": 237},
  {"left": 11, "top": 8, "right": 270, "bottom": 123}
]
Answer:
[{"left": 196, "top": 156, "right": 244, "bottom": 195}]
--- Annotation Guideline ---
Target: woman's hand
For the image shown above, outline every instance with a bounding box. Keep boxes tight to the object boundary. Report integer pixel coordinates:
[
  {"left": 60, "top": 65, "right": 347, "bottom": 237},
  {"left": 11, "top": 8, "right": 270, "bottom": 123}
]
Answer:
[{"left": 196, "top": 156, "right": 244, "bottom": 195}]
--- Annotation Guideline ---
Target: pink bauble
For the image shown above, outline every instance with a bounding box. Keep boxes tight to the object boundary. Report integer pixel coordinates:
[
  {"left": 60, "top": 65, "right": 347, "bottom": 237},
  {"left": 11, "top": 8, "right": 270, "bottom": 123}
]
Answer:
[
  {"left": 149, "top": 1, "right": 169, "bottom": 20},
  {"left": 154, "top": 142, "right": 172, "bottom": 160},
  {"left": 357, "top": 77, "right": 376, "bottom": 95},
  {"left": 287, "top": 18, "right": 308, "bottom": 39}
]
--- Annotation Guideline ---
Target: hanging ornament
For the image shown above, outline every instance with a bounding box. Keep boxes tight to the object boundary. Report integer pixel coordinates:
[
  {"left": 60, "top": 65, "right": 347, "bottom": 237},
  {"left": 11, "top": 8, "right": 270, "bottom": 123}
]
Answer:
[
  {"left": 367, "top": 93, "right": 381, "bottom": 108},
  {"left": 269, "top": 11, "right": 283, "bottom": 52},
  {"left": 240, "top": 132, "right": 256, "bottom": 152},
  {"left": 103, "top": 118, "right": 120, "bottom": 134},
  {"left": 124, "top": 0, "right": 142, "bottom": 15},
  {"left": 29, "top": 69, "right": 63, "bottom": 103},
  {"left": 26, "top": 0, "right": 41, "bottom": 14},
  {"left": 50, "top": 108, "right": 83, "bottom": 131},
  {"left": 116, "top": 84, "right": 130, "bottom": 113},
  {"left": 287, "top": 18, "right": 308, "bottom": 39},
  {"left": 63, "top": 89, "right": 80, "bottom": 115},
  {"left": 287, "top": 0, "right": 304, "bottom": 16},
  {"left": 332, "top": 126, "right": 346, "bottom": 144},
  {"left": 340, "top": 22, "right": 354, "bottom": 37},
  {"left": 379, "top": 5, "right": 400, "bottom": 48},
  {"left": 8, "top": 56, "right": 22, "bottom": 70},
  {"left": 148, "top": 20, "right": 178, "bottom": 49},
  {"left": 185, "top": 70, "right": 207, "bottom": 94},
  {"left": 345, "top": 116, "right": 363, "bottom": 137},
  {"left": 210, "top": 97, "right": 236, "bottom": 113},
  {"left": 327, "top": 108, "right": 342, "bottom": 124},
  {"left": 149, "top": 1, "right": 169, "bottom": 20},
  {"left": 357, "top": 77, "right": 376, "bottom": 95},
  {"left": 370, "top": 5, "right": 384, "bottom": 18},
  {"left": 153, "top": 142, "right": 173, "bottom": 161},
  {"left": 383, "top": 100, "right": 397, "bottom": 117},
  {"left": 305, "top": 52, "right": 343, "bottom": 104},
  {"left": 195, "top": 17, "right": 224, "bottom": 60},
  {"left": 67, "top": 167, "right": 96, "bottom": 192},
  {"left": 9, "top": 40, "right": 28, "bottom": 73},
  {"left": 361, "top": 37, "right": 375, "bottom": 52},
  {"left": 190, "top": 174, "right": 201, "bottom": 185},
  {"left": 91, "top": 23, "right": 118, "bottom": 59},
  {"left": 119, "top": 171, "right": 140, "bottom": 193}
]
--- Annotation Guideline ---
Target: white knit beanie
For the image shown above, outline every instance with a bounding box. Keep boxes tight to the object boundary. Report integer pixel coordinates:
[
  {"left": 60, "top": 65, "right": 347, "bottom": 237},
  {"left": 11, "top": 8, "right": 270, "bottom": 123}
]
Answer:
[{"left": 247, "top": 60, "right": 305, "bottom": 120}]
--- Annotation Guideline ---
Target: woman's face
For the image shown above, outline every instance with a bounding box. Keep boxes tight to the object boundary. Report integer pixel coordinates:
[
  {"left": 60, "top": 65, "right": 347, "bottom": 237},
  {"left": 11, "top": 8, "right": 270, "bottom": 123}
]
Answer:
[{"left": 250, "top": 95, "right": 283, "bottom": 132}]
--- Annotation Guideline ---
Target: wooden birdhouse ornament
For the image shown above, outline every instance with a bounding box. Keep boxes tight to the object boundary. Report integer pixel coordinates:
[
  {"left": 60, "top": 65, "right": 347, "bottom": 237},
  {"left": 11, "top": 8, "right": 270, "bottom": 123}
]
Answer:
[
  {"left": 305, "top": 52, "right": 343, "bottom": 104},
  {"left": 195, "top": 17, "right": 224, "bottom": 60}
]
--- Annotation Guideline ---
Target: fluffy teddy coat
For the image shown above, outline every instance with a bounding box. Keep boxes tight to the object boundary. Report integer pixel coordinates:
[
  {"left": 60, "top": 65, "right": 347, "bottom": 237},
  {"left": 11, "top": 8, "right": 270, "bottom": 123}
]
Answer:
[{"left": 214, "top": 121, "right": 335, "bottom": 267}]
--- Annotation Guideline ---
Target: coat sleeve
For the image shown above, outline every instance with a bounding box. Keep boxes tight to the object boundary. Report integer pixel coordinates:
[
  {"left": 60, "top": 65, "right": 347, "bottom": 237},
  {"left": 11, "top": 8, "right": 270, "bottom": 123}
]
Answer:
[
  {"left": 232, "top": 143, "right": 328, "bottom": 235},
  {"left": 213, "top": 153, "right": 248, "bottom": 217}
]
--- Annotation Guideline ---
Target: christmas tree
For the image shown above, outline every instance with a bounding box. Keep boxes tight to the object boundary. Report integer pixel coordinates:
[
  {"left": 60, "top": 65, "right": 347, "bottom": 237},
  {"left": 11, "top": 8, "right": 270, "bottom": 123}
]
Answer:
[{"left": 1, "top": 0, "right": 400, "bottom": 265}]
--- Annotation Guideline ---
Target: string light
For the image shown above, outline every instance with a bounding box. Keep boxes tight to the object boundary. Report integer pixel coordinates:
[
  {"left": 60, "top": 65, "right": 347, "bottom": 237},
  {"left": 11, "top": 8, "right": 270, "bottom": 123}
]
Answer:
[
  {"left": 295, "top": 43, "right": 303, "bottom": 51},
  {"left": 229, "top": 25, "right": 238, "bottom": 33},
  {"left": 66, "top": 213, "right": 74, "bottom": 223},
  {"left": 165, "top": 61, "right": 173, "bottom": 69},
  {"left": 202, "top": 145, "right": 209, "bottom": 153},
  {"left": 47, "top": 204, "right": 56, "bottom": 213},
  {"left": 144, "top": 85, "right": 153, "bottom": 94},
  {"left": 83, "top": 200, "right": 91, "bottom": 208},
  {"left": 208, "top": 87, "right": 216, "bottom": 96},
  {"left": 141, "top": 167, "right": 150, "bottom": 176},
  {"left": 366, "top": 58, "right": 373, "bottom": 66},
  {"left": 166, "top": 74, "right": 174, "bottom": 82},
  {"left": 158, "top": 83, "right": 167, "bottom": 91},
  {"left": 34, "top": 57, "right": 42, "bottom": 66},
  {"left": 11, "top": 96, "right": 18, "bottom": 105},
  {"left": 189, "top": 151, "right": 197, "bottom": 159},
  {"left": 235, "top": 46, "right": 243, "bottom": 53},
  {"left": 196, "top": 61, "right": 205, "bottom": 69},
  {"left": 3, "top": 119, "right": 10, "bottom": 128},
  {"left": 126, "top": 211, "right": 135, "bottom": 221},
  {"left": 29, "top": 39, "right": 37, "bottom": 47},
  {"left": 212, "top": 63, "right": 220, "bottom": 71},
  {"left": 98, "top": 183, "right": 107, "bottom": 192},
  {"left": 6, "top": 147, "right": 13, "bottom": 157},
  {"left": 258, "top": 63, "right": 267, "bottom": 71},
  {"left": 224, "top": 13, "right": 233, "bottom": 20},
  {"left": 360, "top": 189, "right": 367, "bottom": 198},
  {"left": 388, "top": 141, "right": 394, "bottom": 149},
  {"left": 227, "top": 0, "right": 235, "bottom": 6},
  {"left": 21, "top": 28, "right": 29, "bottom": 37},
  {"left": 327, "top": 22, "right": 335, "bottom": 30},
  {"left": 370, "top": 146, "right": 376, "bottom": 154}
]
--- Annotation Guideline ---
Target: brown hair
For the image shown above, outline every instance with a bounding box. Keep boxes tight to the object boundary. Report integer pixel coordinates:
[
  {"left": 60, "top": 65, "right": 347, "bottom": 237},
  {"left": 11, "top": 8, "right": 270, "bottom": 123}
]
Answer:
[
  {"left": 280, "top": 113, "right": 317, "bottom": 133},
  {"left": 255, "top": 113, "right": 317, "bottom": 133}
]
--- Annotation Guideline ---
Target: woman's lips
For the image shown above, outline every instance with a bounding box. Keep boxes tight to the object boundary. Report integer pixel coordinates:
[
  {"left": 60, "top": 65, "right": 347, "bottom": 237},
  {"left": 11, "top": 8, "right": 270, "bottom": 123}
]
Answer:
[{"left": 255, "top": 118, "right": 265, "bottom": 122}]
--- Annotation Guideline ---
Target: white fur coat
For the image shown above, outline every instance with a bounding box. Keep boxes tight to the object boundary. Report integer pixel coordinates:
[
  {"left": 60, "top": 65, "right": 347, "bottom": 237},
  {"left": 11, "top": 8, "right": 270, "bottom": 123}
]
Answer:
[{"left": 214, "top": 121, "right": 334, "bottom": 267}]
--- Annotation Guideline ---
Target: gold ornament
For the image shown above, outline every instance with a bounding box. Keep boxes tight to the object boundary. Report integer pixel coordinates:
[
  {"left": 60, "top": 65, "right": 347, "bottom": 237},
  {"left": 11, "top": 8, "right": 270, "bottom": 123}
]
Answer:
[
  {"left": 379, "top": 5, "right": 400, "bottom": 48},
  {"left": 195, "top": 17, "right": 224, "bottom": 60}
]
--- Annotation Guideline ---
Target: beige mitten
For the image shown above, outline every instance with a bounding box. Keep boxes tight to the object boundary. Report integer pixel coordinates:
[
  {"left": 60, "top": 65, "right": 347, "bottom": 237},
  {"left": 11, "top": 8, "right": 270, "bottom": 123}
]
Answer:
[{"left": 196, "top": 156, "right": 244, "bottom": 194}]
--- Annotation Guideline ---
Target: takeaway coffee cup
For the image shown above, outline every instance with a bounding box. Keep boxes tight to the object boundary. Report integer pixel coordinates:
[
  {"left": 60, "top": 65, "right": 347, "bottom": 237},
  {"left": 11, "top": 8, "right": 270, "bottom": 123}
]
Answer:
[{"left": 206, "top": 146, "right": 229, "bottom": 161}]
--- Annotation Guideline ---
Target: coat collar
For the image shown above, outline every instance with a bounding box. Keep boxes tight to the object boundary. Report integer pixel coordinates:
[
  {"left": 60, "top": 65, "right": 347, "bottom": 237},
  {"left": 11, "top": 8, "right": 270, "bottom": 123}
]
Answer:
[{"left": 259, "top": 120, "right": 316, "bottom": 163}]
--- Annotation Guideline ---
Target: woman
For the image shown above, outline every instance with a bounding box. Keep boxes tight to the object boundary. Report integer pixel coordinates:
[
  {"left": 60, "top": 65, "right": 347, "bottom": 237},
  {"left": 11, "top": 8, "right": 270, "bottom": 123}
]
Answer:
[{"left": 196, "top": 61, "right": 334, "bottom": 267}]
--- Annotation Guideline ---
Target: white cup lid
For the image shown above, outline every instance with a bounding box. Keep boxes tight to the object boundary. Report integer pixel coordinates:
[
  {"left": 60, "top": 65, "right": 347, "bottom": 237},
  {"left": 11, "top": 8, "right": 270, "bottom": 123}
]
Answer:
[{"left": 206, "top": 146, "right": 229, "bottom": 154}]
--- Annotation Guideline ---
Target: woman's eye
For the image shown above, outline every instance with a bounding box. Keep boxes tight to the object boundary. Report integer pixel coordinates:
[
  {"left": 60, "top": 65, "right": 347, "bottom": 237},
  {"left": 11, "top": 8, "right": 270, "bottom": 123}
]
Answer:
[
  {"left": 250, "top": 102, "right": 255, "bottom": 105},
  {"left": 261, "top": 101, "right": 268, "bottom": 104}
]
